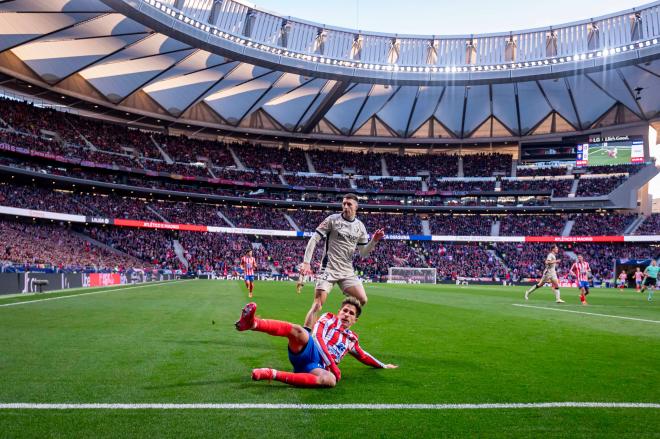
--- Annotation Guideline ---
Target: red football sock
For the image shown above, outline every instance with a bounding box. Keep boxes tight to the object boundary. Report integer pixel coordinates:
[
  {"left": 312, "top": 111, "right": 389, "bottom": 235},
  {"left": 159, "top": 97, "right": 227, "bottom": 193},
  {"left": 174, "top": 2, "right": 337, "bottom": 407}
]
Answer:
[
  {"left": 254, "top": 319, "right": 293, "bottom": 337},
  {"left": 580, "top": 294, "right": 585, "bottom": 303},
  {"left": 274, "top": 371, "right": 320, "bottom": 387}
]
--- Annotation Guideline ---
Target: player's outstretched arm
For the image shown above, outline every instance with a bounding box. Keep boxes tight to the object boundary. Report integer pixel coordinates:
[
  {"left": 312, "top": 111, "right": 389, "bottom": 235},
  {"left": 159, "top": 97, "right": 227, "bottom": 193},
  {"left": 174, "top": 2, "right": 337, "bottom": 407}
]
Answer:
[
  {"left": 349, "top": 340, "right": 396, "bottom": 369},
  {"left": 358, "top": 228, "right": 385, "bottom": 258}
]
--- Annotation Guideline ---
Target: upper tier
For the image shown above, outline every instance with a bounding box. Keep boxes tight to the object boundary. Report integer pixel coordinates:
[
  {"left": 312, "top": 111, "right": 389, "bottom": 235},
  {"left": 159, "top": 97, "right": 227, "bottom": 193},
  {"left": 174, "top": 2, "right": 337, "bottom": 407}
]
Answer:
[{"left": 0, "top": 0, "right": 659, "bottom": 141}]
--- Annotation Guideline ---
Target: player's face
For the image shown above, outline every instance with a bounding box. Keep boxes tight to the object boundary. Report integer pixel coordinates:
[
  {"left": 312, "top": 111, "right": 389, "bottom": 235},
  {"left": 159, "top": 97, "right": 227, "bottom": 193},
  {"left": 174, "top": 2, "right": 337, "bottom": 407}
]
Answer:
[
  {"left": 578, "top": 256, "right": 583, "bottom": 262},
  {"left": 337, "top": 304, "right": 358, "bottom": 328},
  {"left": 342, "top": 198, "right": 358, "bottom": 219},
  {"left": 552, "top": 246, "right": 559, "bottom": 254}
]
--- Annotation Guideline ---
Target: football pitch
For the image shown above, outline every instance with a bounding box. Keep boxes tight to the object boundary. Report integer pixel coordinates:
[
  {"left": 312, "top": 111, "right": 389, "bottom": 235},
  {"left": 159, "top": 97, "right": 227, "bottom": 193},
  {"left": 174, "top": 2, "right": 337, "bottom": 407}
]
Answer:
[
  {"left": 0, "top": 280, "right": 658, "bottom": 438},
  {"left": 586, "top": 146, "right": 632, "bottom": 166}
]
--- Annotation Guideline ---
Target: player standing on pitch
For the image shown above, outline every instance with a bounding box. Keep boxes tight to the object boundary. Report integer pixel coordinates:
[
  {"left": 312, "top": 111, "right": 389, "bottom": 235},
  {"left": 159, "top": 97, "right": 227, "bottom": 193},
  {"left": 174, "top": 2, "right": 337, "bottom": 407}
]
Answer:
[
  {"left": 570, "top": 254, "right": 592, "bottom": 305},
  {"left": 240, "top": 249, "right": 257, "bottom": 298},
  {"left": 300, "top": 193, "right": 385, "bottom": 328},
  {"left": 634, "top": 267, "right": 644, "bottom": 292},
  {"left": 525, "top": 244, "right": 565, "bottom": 303},
  {"left": 640, "top": 259, "right": 659, "bottom": 302},
  {"left": 617, "top": 270, "right": 628, "bottom": 290}
]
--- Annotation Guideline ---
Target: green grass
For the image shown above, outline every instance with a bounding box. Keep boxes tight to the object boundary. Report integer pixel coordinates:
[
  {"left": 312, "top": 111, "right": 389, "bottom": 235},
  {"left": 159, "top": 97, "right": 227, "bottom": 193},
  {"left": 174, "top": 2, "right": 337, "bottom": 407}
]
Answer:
[
  {"left": 587, "top": 146, "right": 632, "bottom": 166},
  {"left": 0, "top": 280, "right": 658, "bottom": 438}
]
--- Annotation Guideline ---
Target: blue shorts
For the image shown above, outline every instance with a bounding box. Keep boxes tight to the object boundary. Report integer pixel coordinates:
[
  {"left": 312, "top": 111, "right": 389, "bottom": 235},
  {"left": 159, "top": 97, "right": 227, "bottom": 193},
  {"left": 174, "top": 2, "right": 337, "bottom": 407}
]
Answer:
[
  {"left": 288, "top": 331, "right": 324, "bottom": 373},
  {"left": 244, "top": 275, "right": 254, "bottom": 282},
  {"left": 636, "top": 280, "right": 642, "bottom": 286},
  {"left": 579, "top": 281, "right": 590, "bottom": 289}
]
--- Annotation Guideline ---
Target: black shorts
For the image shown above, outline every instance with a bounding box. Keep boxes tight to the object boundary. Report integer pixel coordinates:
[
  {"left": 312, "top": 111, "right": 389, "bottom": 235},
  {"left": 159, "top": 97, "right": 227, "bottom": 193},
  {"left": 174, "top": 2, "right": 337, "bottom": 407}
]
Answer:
[{"left": 643, "top": 277, "right": 657, "bottom": 287}]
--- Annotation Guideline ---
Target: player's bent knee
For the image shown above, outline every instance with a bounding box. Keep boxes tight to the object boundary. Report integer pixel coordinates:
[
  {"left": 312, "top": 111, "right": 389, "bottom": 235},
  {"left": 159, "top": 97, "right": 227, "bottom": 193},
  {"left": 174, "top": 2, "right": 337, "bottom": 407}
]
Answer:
[{"left": 318, "top": 373, "right": 336, "bottom": 387}]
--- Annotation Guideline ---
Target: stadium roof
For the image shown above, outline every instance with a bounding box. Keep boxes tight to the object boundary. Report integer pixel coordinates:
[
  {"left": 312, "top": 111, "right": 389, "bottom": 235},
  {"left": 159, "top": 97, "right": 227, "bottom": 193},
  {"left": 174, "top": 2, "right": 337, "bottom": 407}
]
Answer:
[{"left": 0, "top": 0, "right": 659, "bottom": 143}]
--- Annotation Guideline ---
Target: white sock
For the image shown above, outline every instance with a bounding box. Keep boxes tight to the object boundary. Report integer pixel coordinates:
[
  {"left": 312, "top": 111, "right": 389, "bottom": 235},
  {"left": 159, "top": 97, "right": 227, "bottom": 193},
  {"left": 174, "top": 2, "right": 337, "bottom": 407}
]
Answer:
[{"left": 554, "top": 289, "right": 561, "bottom": 301}]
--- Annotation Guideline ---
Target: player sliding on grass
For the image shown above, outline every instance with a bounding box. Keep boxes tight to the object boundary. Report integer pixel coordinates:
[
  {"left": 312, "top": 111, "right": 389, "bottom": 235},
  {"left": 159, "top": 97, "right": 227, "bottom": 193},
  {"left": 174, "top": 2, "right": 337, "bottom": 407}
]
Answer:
[
  {"left": 525, "top": 245, "right": 565, "bottom": 303},
  {"left": 640, "top": 259, "right": 659, "bottom": 302},
  {"left": 569, "top": 254, "right": 592, "bottom": 305},
  {"left": 235, "top": 297, "right": 397, "bottom": 387},
  {"left": 300, "top": 193, "right": 385, "bottom": 328}
]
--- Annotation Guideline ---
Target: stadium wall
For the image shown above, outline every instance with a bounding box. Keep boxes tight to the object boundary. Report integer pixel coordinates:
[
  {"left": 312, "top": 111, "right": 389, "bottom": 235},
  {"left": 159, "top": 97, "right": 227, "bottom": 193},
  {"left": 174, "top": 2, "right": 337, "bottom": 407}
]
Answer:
[{"left": 0, "top": 272, "right": 177, "bottom": 296}]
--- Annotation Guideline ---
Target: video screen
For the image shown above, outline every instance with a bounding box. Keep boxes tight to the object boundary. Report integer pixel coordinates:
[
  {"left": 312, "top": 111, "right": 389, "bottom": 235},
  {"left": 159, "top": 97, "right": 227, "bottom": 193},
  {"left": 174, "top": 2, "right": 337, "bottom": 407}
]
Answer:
[{"left": 576, "top": 135, "right": 644, "bottom": 167}]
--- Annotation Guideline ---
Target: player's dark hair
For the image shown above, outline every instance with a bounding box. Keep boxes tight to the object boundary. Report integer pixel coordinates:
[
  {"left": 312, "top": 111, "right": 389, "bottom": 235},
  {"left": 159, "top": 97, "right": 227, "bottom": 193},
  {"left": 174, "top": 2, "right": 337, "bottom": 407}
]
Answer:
[
  {"left": 343, "top": 193, "right": 359, "bottom": 203},
  {"left": 341, "top": 296, "right": 362, "bottom": 317},
  {"left": 245, "top": 248, "right": 252, "bottom": 254}
]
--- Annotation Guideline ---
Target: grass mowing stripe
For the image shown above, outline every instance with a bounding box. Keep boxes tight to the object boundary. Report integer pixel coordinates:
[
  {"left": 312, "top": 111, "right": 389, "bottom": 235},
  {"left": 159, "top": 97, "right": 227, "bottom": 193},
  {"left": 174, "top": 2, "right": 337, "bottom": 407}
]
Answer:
[
  {"left": 0, "top": 280, "right": 192, "bottom": 308},
  {"left": 1, "top": 403, "right": 659, "bottom": 410},
  {"left": 513, "top": 304, "right": 660, "bottom": 324}
]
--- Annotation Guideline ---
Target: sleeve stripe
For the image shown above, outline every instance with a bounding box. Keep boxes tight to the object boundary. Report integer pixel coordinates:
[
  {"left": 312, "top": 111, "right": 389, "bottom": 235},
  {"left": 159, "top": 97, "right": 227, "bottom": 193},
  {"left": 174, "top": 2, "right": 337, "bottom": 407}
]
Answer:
[{"left": 315, "top": 230, "right": 326, "bottom": 238}]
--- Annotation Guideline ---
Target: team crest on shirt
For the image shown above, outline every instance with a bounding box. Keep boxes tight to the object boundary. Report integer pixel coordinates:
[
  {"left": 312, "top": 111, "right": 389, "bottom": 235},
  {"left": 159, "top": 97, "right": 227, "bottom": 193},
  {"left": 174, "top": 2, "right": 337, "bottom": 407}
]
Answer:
[{"left": 329, "top": 341, "right": 347, "bottom": 358}]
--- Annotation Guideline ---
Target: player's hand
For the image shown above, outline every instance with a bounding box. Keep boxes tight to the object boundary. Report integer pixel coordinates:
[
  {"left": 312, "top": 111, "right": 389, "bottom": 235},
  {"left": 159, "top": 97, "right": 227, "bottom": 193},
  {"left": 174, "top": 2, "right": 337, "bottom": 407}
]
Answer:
[
  {"left": 383, "top": 364, "right": 398, "bottom": 369},
  {"left": 301, "top": 262, "right": 312, "bottom": 276},
  {"left": 373, "top": 228, "right": 385, "bottom": 241},
  {"left": 329, "top": 363, "right": 341, "bottom": 381}
]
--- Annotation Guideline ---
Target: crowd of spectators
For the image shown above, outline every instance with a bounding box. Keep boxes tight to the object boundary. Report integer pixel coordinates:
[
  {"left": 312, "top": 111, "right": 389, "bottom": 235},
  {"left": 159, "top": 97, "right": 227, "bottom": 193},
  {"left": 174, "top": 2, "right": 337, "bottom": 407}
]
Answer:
[
  {"left": 235, "top": 144, "right": 309, "bottom": 172},
  {"left": 516, "top": 167, "right": 569, "bottom": 177},
  {"left": 499, "top": 214, "right": 568, "bottom": 237},
  {"left": 419, "top": 242, "right": 506, "bottom": 280},
  {"left": 635, "top": 214, "right": 660, "bottom": 235},
  {"left": 463, "top": 153, "right": 512, "bottom": 176},
  {"left": 283, "top": 175, "right": 352, "bottom": 189},
  {"left": 0, "top": 219, "right": 145, "bottom": 272},
  {"left": 308, "top": 150, "right": 383, "bottom": 175},
  {"left": 355, "top": 178, "right": 421, "bottom": 191},
  {"left": 155, "top": 134, "right": 234, "bottom": 167},
  {"left": 428, "top": 180, "right": 496, "bottom": 192},
  {"left": 384, "top": 152, "right": 459, "bottom": 177},
  {"left": 176, "top": 232, "right": 263, "bottom": 273},
  {"left": 84, "top": 225, "right": 178, "bottom": 268},
  {"left": 575, "top": 176, "right": 626, "bottom": 197},
  {"left": 221, "top": 206, "right": 293, "bottom": 230},
  {"left": 501, "top": 179, "right": 573, "bottom": 197},
  {"left": 495, "top": 242, "right": 656, "bottom": 281},
  {"left": 571, "top": 213, "right": 636, "bottom": 236},
  {"left": 428, "top": 215, "right": 492, "bottom": 236}
]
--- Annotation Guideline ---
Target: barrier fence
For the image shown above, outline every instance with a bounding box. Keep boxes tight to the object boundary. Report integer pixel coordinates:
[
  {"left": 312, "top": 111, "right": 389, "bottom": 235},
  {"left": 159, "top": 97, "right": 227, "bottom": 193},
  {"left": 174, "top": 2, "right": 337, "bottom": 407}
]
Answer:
[{"left": 1, "top": 205, "right": 658, "bottom": 243}]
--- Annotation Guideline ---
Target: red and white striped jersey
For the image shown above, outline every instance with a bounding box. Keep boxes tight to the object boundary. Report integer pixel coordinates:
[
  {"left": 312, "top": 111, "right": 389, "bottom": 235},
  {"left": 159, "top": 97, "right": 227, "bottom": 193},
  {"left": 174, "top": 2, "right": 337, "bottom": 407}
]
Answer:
[
  {"left": 240, "top": 256, "right": 256, "bottom": 276},
  {"left": 570, "top": 261, "right": 591, "bottom": 282},
  {"left": 312, "top": 312, "right": 384, "bottom": 369},
  {"left": 619, "top": 272, "right": 627, "bottom": 281},
  {"left": 635, "top": 271, "right": 644, "bottom": 282}
]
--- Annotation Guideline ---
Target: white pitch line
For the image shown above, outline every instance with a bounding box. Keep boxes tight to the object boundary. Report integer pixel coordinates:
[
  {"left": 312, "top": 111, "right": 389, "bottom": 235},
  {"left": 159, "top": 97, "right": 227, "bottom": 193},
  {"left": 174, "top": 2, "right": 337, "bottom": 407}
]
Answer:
[
  {"left": 0, "top": 402, "right": 658, "bottom": 410},
  {"left": 0, "top": 280, "right": 191, "bottom": 308},
  {"left": 513, "top": 304, "right": 660, "bottom": 324}
]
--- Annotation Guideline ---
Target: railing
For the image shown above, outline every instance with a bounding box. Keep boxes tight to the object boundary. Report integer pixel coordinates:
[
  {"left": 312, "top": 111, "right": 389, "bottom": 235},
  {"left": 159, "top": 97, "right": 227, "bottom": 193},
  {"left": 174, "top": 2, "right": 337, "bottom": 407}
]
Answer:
[{"left": 137, "top": 0, "right": 660, "bottom": 73}]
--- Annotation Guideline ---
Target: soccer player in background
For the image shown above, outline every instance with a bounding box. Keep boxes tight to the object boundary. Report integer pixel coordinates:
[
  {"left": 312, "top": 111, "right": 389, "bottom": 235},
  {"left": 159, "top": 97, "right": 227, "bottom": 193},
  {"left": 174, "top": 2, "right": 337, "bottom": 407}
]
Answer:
[
  {"left": 234, "top": 297, "right": 397, "bottom": 388},
  {"left": 617, "top": 270, "right": 628, "bottom": 290},
  {"left": 240, "top": 249, "right": 257, "bottom": 298},
  {"left": 525, "top": 245, "right": 565, "bottom": 303},
  {"left": 634, "top": 267, "right": 644, "bottom": 292},
  {"left": 570, "top": 254, "right": 592, "bottom": 305},
  {"left": 640, "top": 259, "right": 659, "bottom": 302},
  {"left": 300, "top": 193, "right": 385, "bottom": 328}
]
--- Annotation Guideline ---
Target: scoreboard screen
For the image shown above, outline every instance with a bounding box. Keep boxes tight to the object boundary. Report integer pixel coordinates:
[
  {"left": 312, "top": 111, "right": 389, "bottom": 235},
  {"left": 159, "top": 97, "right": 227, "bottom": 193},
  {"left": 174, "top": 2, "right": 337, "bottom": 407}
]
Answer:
[{"left": 575, "top": 135, "right": 644, "bottom": 167}]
